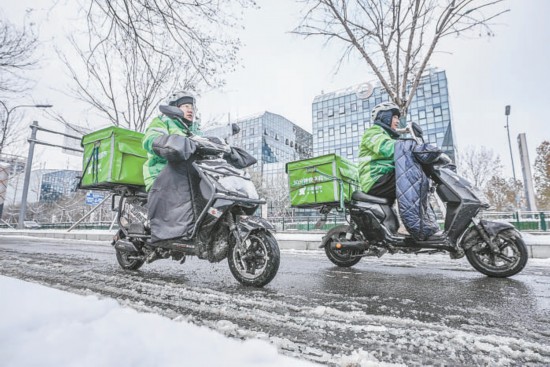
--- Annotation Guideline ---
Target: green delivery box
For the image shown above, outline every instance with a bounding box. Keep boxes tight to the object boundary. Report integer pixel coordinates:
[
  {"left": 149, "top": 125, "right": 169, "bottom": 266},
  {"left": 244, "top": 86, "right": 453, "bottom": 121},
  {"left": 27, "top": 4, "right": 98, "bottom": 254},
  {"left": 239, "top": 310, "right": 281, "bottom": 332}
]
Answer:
[
  {"left": 285, "top": 154, "right": 358, "bottom": 208},
  {"left": 80, "top": 126, "right": 146, "bottom": 189}
]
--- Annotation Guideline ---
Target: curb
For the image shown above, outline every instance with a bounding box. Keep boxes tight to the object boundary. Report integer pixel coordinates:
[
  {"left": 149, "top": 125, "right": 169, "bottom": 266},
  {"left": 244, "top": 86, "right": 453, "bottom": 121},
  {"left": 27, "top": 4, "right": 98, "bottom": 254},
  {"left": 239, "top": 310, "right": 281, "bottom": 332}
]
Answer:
[{"left": 1, "top": 230, "right": 549, "bottom": 259}]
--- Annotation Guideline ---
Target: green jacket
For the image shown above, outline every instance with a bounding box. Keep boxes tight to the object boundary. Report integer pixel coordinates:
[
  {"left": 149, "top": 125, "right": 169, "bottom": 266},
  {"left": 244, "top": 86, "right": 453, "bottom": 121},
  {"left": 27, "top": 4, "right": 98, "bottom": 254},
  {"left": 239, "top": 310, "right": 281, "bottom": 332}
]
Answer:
[
  {"left": 357, "top": 124, "right": 396, "bottom": 193},
  {"left": 142, "top": 115, "right": 200, "bottom": 191}
]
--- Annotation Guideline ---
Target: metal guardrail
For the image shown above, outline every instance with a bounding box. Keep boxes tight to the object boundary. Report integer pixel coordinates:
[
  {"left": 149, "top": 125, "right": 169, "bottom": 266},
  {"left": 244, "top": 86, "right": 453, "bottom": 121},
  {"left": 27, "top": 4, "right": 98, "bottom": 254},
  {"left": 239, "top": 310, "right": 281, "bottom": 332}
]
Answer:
[
  {"left": 0, "top": 221, "right": 118, "bottom": 230},
  {"left": 1, "top": 211, "right": 548, "bottom": 232},
  {"left": 267, "top": 211, "right": 550, "bottom": 232}
]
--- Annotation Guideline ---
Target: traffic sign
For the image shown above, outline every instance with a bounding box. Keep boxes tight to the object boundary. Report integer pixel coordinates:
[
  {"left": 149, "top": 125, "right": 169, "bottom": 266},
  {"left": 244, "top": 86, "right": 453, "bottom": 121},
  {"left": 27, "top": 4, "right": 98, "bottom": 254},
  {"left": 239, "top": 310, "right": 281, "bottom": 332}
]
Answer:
[{"left": 85, "top": 192, "right": 104, "bottom": 205}]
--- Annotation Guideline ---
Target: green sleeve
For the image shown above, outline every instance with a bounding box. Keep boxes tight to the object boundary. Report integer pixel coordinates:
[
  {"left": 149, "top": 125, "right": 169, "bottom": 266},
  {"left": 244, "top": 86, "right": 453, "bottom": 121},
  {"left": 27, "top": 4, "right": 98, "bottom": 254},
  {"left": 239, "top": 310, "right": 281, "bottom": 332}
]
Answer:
[
  {"left": 361, "top": 127, "right": 395, "bottom": 158},
  {"left": 142, "top": 117, "right": 168, "bottom": 154}
]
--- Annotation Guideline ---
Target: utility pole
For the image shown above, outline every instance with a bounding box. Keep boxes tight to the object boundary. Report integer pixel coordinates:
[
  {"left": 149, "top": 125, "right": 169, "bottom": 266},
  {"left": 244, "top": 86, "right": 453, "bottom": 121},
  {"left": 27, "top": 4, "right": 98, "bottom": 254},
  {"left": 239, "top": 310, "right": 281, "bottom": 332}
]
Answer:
[
  {"left": 504, "top": 105, "right": 517, "bottom": 181},
  {"left": 17, "top": 120, "right": 82, "bottom": 229},
  {"left": 18, "top": 122, "right": 39, "bottom": 228}
]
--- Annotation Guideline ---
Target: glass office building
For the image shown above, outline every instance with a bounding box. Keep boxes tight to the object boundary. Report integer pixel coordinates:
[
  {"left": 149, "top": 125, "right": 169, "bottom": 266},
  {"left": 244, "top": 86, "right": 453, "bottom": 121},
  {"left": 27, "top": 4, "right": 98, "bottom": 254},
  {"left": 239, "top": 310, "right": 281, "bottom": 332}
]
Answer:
[
  {"left": 204, "top": 112, "right": 312, "bottom": 216},
  {"left": 40, "top": 170, "right": 80, "bottom": 202},
  {"left": 312, "top": 68, "right": 456, "bottom": 161}
]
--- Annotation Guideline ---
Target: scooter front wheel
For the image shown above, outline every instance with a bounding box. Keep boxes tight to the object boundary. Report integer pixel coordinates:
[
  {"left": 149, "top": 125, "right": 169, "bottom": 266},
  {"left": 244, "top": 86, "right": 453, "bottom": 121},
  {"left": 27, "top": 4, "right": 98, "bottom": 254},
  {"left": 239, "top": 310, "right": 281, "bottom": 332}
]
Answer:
[
  {"left": 228, "top": 230, "right": 280, "bottom": 287},
  {"left": 322, "top": 225, "right": 362, "bottom": 267},
  {"left": 465, "top": 229, "right": 528, "bottom": 277}
]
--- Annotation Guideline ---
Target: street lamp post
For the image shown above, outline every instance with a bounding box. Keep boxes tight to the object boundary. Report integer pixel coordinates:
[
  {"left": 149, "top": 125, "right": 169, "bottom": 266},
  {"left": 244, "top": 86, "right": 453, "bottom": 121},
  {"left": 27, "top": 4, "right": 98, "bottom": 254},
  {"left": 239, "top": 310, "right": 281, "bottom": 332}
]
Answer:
[
  {"left": 0, "top": 101, "right": 53, "bottom": 153},
  {"left": 504, "top": 105, "right": 517, "bottom": 182}
]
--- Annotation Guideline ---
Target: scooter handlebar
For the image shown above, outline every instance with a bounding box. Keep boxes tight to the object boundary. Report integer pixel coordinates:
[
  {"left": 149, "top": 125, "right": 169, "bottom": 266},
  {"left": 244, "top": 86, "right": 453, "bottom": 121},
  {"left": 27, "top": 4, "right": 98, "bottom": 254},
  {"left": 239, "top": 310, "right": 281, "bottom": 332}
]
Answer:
[{"left": 190, "top": 135, "right": 231, "bottom": 155}]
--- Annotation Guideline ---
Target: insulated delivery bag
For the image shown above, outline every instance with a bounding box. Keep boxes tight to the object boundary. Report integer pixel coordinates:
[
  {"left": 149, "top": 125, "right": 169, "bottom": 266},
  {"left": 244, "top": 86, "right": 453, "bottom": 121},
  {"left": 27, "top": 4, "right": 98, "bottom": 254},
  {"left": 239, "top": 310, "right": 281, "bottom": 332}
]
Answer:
[
  {"left": 286, "top": 154, "right": 358, "bottom": 208},
  {"left": 79, "top": 126, "right": 147, "bottom": 190}
]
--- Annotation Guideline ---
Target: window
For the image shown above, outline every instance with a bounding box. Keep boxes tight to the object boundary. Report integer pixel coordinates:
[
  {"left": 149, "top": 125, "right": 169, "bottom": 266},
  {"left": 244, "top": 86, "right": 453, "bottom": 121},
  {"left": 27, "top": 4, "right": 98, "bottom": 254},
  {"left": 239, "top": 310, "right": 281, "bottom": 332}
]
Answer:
[
  {"left": 275, "top": 134, "right": 279, "bottom": 141},
  {"left": 339, "top": 105, "right": 345, "bottom": 114},
  {"left": 340, "top": 125, "right": 346, "bottom": 134},
  {"left": 290, "top": 141, "right": 294, "bottom": 147},
  {"left": 419, "top": 110, "right": 426, "bottom": 119},
  {"left": 285, "top": 138, "right": 289, "bottom": 145},
  {"left": 352, "top": 124, "right": 358, "bottom": 132},
  {"left": 417, "top": 87, "right": 424, "bottom": 97},
  {"left": 317, "top": 130, "right": 323, "bottom": 138},
  {"left": 328, "top": 109, "right": 334, "bottom": 117},
  {"left": 317, "top": 110, "right": 323, "bottom": 119},
  {"left": 264, "top": 128, "right": 268, "bottom": 135},
  {"left": 329, "top": 128, "right": 334, "bottom": 136},
  {"left": 434, "top": 107, "right": 442, "bottom": 116},
  {"left": 431, "top": 84, "right": 440, "bottom": 94},
  {"left": 351, "top": 103, "right": 357, "bottom": 112}
]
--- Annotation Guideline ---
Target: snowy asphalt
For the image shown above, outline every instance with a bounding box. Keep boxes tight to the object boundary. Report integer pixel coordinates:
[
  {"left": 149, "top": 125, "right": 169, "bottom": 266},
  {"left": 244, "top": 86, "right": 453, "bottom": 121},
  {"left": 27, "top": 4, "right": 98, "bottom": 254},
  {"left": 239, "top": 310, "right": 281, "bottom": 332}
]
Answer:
[
  {"left": 1, "top": 228, "right": 550, "bottom": 257},
  {"left": 1, "top": 235, "right": 549, "bottom": 366}
]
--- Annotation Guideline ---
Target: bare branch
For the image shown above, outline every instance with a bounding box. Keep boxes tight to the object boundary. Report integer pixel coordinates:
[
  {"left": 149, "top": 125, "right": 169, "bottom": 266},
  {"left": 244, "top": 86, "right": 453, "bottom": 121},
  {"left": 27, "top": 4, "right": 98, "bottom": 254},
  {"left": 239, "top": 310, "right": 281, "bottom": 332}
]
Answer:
[
  {"left": 0, "top": 16, "right": 38, "bottom": 94},
  {"left": 295, "top": 0, "right": 508, "bottom": 114}
]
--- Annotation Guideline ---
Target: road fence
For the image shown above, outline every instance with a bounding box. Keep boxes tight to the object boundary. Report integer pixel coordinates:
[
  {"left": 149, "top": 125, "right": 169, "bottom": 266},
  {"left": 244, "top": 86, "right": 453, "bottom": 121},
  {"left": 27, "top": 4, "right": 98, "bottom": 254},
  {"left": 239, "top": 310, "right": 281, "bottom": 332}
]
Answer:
[{"left": 1, "top": 211, "right": 548, "bottom": 232}]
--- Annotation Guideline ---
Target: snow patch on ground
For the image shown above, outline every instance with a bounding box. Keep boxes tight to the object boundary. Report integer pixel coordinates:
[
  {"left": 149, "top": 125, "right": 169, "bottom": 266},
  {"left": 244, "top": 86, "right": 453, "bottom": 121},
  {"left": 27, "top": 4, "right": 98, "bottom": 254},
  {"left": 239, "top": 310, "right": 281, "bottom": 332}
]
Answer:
[{"left": 0, "top": 276, "right": 317, "bottom": 367}]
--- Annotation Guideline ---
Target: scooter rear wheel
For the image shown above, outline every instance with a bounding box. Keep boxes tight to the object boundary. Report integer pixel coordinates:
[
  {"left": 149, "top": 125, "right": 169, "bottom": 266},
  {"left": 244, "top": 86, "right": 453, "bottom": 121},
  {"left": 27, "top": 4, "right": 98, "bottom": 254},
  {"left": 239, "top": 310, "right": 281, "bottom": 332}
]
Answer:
[
  {"left": 115, "top": 248, "right": 145, "bottom": 270},
  {"left": 465, "top": 229, "right": 528, "bottom": 277},
  {"left": 323, "top": 225, "right": 362, "bottom": 267}
]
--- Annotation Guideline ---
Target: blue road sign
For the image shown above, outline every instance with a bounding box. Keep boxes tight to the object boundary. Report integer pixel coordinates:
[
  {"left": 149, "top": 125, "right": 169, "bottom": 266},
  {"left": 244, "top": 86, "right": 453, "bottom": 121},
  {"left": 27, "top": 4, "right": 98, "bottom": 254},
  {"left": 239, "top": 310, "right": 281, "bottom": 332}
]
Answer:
[{"left": 85, "top": 192, "right": 104, "bottom": 206}]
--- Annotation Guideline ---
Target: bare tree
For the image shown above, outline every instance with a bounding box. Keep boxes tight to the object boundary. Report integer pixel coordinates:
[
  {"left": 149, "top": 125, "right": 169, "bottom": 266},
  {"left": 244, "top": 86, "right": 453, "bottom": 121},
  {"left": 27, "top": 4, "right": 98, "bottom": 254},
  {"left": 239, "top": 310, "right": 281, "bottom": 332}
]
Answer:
[
  {"left": 57, "top": 0, "right": 254, "bottom": 131},
  {"left": 0, "top": 103, "right": 25, "bottom": 156},
  {"left": 485, "top": 176, "right": 523, "bottom": 211},
  {"left": 83, "top": 0, "right": 252, "bottom": 85},
  {"left": 250, "top": 169, "right": 293, "bottom": 218},
  {"left": 458, "top": 145, "right": 502, "bottom": 189},
  {"left": 0, "top": 16, "right": 37, "bottom": 94},
  {"left": 533, "top": 140, "right": 550, "bottom": 210},
  {"left": 60, "top": 32, "right": 198, "bottom": 131},
  {"left": 294, "top": 0, "right": 507, "bottom": 113}
]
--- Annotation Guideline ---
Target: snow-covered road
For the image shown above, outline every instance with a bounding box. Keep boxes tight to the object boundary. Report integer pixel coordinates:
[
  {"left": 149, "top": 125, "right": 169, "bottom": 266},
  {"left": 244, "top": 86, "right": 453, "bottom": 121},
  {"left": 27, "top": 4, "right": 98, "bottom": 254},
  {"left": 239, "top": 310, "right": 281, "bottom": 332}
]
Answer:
[{"left": 1, "top": 236, "right": 550, "bottom": 366}]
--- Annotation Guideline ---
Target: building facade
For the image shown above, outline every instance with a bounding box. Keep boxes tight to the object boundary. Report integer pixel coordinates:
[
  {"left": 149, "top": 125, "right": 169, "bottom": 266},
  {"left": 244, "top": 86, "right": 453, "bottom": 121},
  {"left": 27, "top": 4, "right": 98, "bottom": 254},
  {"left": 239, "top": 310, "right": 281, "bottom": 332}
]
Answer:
[
  {"left": 5, "top": 169, "right": 81, "bottom": 206},
  {"left": 204, "top": 111, "right": 312, "bottom": 216},
  {"left": 205, "top": 111, "right": 312, "bottom": 183},
  {"left": 40, "top": 170, "right": 81, "bottom": 202},
  {"left": 312, "top": 68, "right": 456, "bottom": 161}
]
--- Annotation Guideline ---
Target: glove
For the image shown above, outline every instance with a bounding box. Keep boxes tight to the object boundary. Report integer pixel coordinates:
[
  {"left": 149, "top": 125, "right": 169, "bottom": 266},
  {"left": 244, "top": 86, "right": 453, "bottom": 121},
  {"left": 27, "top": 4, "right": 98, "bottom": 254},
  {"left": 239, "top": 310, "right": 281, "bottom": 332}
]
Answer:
[
  {"left": 224, "top": 146, "right": 257, "bottom": 168},
  {"left": 152, "top": 135, "right": 197, "bottom": 162}
]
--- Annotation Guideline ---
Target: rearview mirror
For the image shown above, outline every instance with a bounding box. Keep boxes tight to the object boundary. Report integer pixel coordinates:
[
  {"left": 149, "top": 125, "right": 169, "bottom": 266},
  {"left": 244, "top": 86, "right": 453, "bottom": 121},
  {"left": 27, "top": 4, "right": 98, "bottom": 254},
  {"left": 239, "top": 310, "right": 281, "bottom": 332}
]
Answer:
[{"left": 231, "top": 123, "right": 240, "bottom": 135}]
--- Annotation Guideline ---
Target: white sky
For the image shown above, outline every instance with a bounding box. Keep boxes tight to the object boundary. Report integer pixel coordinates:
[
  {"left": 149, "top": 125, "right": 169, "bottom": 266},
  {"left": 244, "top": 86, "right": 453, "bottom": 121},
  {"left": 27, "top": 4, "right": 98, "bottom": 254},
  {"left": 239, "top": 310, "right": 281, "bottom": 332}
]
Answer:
[{"left": 1, "top": 0, "right": 549, "bottom": 178}]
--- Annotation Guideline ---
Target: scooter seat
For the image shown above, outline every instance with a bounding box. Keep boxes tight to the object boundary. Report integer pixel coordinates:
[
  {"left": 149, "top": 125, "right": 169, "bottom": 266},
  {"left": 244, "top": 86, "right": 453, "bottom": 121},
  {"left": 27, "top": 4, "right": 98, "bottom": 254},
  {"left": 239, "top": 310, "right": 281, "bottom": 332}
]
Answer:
[{"left": 351, "top": 191, "right": 393, "bottom": 205}]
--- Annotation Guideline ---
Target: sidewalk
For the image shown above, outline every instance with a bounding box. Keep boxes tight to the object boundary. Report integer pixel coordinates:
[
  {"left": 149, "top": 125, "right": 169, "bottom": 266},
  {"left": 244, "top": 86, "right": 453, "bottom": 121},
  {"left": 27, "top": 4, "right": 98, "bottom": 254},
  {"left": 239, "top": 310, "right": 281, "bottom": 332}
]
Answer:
[{"left": 1, "top": 229, "right": 549, "bottom": 258}]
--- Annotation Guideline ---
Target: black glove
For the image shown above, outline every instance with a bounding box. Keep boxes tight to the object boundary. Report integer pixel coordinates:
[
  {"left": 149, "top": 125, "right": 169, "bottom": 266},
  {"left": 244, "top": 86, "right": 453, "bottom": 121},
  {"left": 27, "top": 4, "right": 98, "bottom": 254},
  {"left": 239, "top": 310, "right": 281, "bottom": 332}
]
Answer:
[
  {"left": 224, "top": 146, "right": 257, "bottom": 168},
  {"left": 152, "top": 135, "right": 197, "bottom": 162},
  {"left": 411, "top": 122, "right": 423, "bottom": 137}
]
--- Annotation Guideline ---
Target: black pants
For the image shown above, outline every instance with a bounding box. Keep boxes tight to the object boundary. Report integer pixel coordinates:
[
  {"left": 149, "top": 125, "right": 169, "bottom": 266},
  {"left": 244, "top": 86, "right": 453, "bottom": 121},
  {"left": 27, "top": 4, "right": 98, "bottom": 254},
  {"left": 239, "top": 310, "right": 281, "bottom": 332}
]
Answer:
[{"left": 367, "top": 171, "right": 396, "bottom": 200}]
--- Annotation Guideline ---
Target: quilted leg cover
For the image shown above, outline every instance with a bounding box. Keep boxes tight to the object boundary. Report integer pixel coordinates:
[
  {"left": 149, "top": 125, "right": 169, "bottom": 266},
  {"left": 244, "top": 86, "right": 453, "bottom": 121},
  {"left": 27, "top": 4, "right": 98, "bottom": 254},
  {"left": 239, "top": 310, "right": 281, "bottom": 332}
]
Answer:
[{"left": 395, "top": 140, "right": 439, "bottom": 241}]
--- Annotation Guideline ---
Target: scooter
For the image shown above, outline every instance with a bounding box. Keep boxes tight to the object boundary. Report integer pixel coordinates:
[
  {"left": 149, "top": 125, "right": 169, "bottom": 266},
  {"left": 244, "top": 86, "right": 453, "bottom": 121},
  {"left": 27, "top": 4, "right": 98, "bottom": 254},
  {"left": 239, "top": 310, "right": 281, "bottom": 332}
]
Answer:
[
  {"left": 111, "top": 106, "right": 280, "bottom": 287},
  {"left": 319, "top": 124, "right": 528, "bottom": 278}
]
